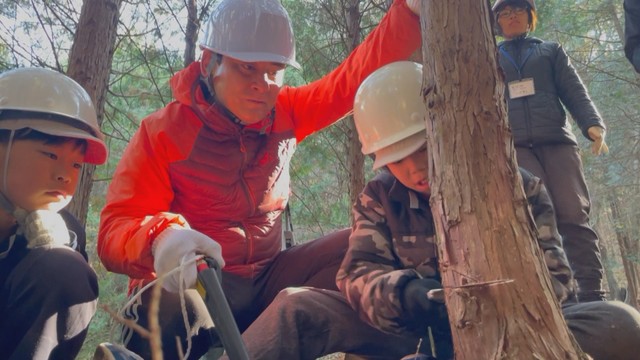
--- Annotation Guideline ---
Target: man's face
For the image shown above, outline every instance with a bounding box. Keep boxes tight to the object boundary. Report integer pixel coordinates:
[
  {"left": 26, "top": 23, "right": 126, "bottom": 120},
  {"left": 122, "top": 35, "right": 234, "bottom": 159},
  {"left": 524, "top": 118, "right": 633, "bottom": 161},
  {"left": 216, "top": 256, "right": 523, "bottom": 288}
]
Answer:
[
  {"left": 0, "top": 139, "right": 83, "bottom": 212},
  {"left": 211, "top": 56, "right": 286, "bottom": 125},
  {"left": 386, "top": 144, "right": 431, "bottom": 195}
]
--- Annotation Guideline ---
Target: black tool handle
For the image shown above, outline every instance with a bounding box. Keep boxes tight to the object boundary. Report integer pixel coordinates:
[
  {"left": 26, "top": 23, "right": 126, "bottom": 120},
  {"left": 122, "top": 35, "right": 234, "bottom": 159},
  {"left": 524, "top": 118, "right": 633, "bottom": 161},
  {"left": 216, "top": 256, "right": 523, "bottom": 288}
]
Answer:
[{"left": 196, "top": 257, "right": 249, "bottom": 360}]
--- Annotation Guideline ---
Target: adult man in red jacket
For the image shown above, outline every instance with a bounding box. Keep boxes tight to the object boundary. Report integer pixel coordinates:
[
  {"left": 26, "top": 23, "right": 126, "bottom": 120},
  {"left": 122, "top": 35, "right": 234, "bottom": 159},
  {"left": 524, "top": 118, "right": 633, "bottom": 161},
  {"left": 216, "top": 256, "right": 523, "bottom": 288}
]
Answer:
[{"left": 98, "top": 0, "right": 423, "bottom": 358}]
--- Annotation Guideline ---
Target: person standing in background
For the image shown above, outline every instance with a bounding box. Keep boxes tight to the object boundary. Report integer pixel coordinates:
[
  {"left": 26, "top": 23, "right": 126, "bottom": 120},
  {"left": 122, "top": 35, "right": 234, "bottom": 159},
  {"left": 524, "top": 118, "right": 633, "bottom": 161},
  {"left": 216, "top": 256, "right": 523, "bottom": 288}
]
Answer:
[{"left": 493, "top": 0, "right": 609, "bottom": 302}]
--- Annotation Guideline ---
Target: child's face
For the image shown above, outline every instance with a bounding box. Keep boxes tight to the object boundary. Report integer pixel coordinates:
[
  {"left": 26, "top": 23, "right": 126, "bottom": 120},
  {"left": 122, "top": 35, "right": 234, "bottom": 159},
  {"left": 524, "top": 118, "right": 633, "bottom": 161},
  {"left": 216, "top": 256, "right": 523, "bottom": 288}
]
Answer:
[
  {"left": 386, "top": 144, "right": 431, "bottom": 195},
  {"left": 0, "top": 139, "right": 83, "bottom": 212}
]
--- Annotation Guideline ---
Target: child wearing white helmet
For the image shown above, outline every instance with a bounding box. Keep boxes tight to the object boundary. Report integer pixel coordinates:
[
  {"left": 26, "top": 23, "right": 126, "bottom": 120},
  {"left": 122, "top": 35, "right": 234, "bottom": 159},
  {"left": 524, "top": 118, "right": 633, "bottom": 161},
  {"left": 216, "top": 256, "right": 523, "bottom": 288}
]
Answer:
[
  {"left": 336, "top": 61, "right": 640, "bottom": 359},
  {"left": 0, "top": 67, "right": 107, "bottom": 359}
]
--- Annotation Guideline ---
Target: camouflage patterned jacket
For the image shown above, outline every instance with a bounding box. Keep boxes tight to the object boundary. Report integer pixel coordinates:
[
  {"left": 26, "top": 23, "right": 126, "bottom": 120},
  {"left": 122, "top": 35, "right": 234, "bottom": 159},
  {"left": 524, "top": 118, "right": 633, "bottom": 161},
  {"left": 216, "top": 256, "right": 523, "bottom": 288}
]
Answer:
[{"left": 336, "top": 168, "right": 576, "bottom": 336}]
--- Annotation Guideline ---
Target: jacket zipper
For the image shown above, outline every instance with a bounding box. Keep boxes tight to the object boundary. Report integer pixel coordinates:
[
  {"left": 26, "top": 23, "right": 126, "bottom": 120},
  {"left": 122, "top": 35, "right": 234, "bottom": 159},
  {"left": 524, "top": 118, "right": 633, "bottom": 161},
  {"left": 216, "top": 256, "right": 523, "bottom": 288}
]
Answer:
[{"left": 512, "top": 40, "right": 534, "bottom": 148}]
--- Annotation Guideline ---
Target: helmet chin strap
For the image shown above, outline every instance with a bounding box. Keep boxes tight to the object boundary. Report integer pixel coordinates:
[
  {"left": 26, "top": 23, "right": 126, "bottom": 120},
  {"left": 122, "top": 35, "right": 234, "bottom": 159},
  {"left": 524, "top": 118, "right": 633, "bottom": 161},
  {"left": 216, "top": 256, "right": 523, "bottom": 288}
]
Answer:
[
  {"left": 201, "top": 54, "right": 218, "bottom": 99},
  {"left": 0, "top": 129, "right": 17, "bottom": 215},
  {"left": 0, "top": 130, "right": 31, "bottom": 225},
  {"left": 0, "top": 130, "right": 18, "bottom": 259},
  {"left": 199, "top": 55, "right": 246, "bottom": 126}
]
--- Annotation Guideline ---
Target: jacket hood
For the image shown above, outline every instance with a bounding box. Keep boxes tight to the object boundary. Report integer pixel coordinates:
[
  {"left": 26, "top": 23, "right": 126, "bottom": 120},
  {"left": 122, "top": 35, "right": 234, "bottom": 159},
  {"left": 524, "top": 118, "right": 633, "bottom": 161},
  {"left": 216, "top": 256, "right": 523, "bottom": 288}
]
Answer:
[{"left": 170, "top": 62, "right": 203, "bottom": 107}]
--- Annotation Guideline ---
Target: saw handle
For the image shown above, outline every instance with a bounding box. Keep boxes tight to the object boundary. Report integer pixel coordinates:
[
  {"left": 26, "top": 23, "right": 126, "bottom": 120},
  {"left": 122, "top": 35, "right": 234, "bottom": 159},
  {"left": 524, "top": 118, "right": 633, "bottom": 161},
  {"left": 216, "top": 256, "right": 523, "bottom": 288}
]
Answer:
[{"left": 196, "top": 257, "right": 249, "bottom": 360}]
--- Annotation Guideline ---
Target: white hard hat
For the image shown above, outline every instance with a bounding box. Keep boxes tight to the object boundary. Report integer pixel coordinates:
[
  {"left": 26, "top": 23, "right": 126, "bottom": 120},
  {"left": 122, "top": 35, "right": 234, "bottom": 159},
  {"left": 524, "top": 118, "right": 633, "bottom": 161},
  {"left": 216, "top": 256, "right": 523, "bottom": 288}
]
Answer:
[
  {"left": 200, "top": 0, "right": 300, "bottom": 69},
  {"left": 372, "top": 131, "right": 426, "bottom": 170},
  {"left": 353, "top": 61, "right": 427, "bottom": 169},
  {"left": 0, "top": 67, "right": 108, "bottom": 165}
]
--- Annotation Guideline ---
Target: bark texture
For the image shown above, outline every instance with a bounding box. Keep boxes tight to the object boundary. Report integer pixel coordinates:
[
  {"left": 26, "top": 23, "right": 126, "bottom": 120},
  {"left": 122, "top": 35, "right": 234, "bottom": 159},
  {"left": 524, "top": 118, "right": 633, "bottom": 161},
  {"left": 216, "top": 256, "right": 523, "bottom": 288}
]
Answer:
[
  {"left": 66, "top": 0, "right": 121, "bottom": 225},
  {"left": 345, "top": 0, "right": 366, "bottom": 214},
  {"left": 610, "top": 196, "right": 640, "bottom": 308},
  {"left": 419, "top": 1, "right": 589, "bottom": 358}
]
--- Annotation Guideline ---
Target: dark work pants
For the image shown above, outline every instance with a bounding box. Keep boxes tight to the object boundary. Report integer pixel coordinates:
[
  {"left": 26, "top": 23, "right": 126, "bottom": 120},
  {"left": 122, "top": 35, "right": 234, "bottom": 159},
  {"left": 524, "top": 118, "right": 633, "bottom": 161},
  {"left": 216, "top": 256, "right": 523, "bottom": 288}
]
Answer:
[
  {"left": 231, "top": 290, "right": 640, "bottom": 360},
  {"left": 0, "top": 239, "right": 98, "bottom": 360},
  {"left": 121, "top": 228, "right": 350, "bottom": 360},
  {"left": 564, "top": 300, "right": 640, "bottom": 360},
  {"left": 516, "top": 144, "right": 605, "bottom": 301},
  {"left": 225, "top": 288, "right": 424, "bottom": 360}
]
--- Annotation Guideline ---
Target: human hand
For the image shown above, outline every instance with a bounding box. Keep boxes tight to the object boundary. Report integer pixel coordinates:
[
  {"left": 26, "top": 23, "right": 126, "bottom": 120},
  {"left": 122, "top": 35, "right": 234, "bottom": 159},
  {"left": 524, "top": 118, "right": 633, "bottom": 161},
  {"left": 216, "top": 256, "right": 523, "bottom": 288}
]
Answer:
[
  {"left": 402, "top": 278, "right": 443, "bottom": 317},
  {"left": 587, "top": 126, "right": 609, "bottom": 156},
  {"left": 14, "top": 209, "right": 71, "bottom": 249},
  {"left": 153, "top": 226, "right": 225, "bottom": 293},
  {"left": 406, "top": 0, "right": 421, "bottom": 16}
]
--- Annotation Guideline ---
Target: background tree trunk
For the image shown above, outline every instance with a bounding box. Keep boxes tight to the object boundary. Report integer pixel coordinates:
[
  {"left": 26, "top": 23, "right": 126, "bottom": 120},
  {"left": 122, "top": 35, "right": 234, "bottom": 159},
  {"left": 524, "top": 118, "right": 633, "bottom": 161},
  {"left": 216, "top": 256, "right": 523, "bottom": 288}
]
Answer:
[
  {"left": 183, "top": 0, "right": 198, "bottom": 67},
  {"left": 344, "top": 0, "right": 365, "bottom": 215},
  {"left": 595, "top": 224, "right": 621, "bottom": 299},
  {"left": 610, "top": 194, "right": 640, "bottom": 308},
  {"left": 418, "top": 1, "right": 589, "bottom": 358},
  {"left": 66, "top": 0, "right": 121, "bottom": 225}
]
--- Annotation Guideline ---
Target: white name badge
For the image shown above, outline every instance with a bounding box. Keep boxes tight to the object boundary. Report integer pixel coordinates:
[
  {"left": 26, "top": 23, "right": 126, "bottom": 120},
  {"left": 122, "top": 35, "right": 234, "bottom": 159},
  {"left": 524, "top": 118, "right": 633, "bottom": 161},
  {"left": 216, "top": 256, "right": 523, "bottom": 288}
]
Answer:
[{"left": 508, "top": 78, "right": 535, "bottom": 99}]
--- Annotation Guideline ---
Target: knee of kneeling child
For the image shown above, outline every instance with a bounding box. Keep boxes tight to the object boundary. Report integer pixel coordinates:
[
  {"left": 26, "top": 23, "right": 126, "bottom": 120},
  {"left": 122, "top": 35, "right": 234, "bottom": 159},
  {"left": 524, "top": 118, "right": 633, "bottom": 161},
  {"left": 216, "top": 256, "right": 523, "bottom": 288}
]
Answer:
[{"left": 37, "top": 248, "right": 98, "bottom": 299}]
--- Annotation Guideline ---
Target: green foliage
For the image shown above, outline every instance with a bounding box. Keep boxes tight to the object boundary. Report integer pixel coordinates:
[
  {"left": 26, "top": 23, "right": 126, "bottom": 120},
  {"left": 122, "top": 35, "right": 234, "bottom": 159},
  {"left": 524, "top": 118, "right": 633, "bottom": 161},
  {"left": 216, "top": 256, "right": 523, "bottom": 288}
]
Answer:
[
  {"left": 284, "top": 1, "right": 388, "bottom": 240},
  {"left": 290, "top": 127, "right": 352, "bottom": 240}
]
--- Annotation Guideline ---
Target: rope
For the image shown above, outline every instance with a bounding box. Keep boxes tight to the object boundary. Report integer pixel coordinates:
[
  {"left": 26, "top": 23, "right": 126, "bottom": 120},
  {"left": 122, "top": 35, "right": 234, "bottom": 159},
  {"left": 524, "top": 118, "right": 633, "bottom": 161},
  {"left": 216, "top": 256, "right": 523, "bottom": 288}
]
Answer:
[
  {"left": 111, "top": 254, "right": 205, "bottom": 360},
  {"left": 178, "top": 254, "right": 194, "bottom": 359}
]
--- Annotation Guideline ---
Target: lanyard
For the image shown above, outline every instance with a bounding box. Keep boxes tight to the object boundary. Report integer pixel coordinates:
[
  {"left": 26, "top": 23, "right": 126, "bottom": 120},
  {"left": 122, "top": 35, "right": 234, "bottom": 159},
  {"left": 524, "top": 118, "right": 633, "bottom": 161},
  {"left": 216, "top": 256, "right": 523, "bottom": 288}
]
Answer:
[{"left": 500, "top": 46, "right": 534, "bottom": 78}]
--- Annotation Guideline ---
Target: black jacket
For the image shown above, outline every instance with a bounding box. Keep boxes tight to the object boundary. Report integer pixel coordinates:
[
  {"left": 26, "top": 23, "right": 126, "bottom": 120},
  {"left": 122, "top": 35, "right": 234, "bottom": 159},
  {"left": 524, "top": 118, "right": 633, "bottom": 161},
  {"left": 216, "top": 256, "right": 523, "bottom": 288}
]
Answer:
[
  {"left": 625, "top": 0, "right": 640, "bottom": 73},
  {"left": 59, "top": 209, "right": 88, "bottom": 261},
  {"left": 498, "top": 36, "right": 604, "bottom": 147}
]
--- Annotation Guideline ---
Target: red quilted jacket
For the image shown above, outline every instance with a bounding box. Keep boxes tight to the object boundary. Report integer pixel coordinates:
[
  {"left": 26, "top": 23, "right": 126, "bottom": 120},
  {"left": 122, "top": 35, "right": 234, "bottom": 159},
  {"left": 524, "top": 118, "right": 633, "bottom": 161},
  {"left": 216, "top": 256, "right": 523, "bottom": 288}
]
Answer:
[{"left": 97, "top": 0, "right": 420, "bottom": 291}]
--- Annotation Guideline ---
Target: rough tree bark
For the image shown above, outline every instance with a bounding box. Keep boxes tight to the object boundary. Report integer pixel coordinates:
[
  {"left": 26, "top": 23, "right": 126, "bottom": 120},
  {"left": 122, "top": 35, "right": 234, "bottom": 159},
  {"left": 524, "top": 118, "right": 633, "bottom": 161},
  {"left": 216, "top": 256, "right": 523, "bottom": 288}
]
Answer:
[
  {"left": 66, "top": 0, "right": 122, "bottom": 226},
  {"left": 419, "top": 1, "right": 589, "bottom": 358},
  {"left": 610, "top": 194, "right": 640, "bottom": 308},
  {"left": 594, "top": 225, "right": 621, "bottom": 299},
  {"left": 344, "top": 0, "right": 366, "bottom": 214},
  {"left": 184, "top": 0, "right": 199, "bottom": 67}
]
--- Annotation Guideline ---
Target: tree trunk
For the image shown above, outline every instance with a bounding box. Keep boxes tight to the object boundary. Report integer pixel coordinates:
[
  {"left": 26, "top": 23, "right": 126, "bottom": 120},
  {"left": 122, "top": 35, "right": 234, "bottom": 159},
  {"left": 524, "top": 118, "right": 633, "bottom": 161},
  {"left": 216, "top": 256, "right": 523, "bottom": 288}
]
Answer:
[
  {"left": 609, "top": 194, "right": 640, "bottom": 308},
  {"left": 66, "top": 0, "right": 122, "bottom": 225},
  {"left": 184, "top": 0, "right": 198, "bottom": 67},
  {"left": 595, "top": 224, "right": 620, "bottom": 300},
  {"left": 418, "top": 1, "right": 589, "bottom": 358},
  {"left": 344, "top": 0, "right": 365, "bottom": 215}
]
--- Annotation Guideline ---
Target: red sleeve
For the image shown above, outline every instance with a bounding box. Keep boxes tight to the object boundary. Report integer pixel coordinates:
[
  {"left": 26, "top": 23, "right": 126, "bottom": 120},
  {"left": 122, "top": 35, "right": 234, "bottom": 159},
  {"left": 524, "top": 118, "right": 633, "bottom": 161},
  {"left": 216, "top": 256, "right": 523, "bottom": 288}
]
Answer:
[
  {"left": 279, "top": 0, "right": 421, "bottom": 142},
  {"left": 97, "top": 104, "right": 197, "bottom": 278}
]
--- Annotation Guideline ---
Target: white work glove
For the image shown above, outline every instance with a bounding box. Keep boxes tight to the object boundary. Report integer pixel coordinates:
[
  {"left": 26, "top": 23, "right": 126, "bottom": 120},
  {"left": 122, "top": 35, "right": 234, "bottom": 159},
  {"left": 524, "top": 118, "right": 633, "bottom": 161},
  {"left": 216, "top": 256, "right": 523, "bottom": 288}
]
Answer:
[
  {"left": 13, "top": 209, "right": 71, "bottom": 249},
  {"left": 406, "top": 0, "right": 421, "bottom": 16},
  {"left": 587, "top": 126, "right": 609, "bottom": 156},
  {"left": 152, "top": 226, "right": 225, "bottom": 293}
]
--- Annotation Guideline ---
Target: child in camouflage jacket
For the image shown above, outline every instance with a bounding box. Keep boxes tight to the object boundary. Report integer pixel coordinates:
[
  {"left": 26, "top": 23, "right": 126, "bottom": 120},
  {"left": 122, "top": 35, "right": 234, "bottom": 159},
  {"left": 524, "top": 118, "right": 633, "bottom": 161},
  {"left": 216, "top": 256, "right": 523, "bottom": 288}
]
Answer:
[{"left": 337, "top": 61, "right": 640, "bottom": 359}]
